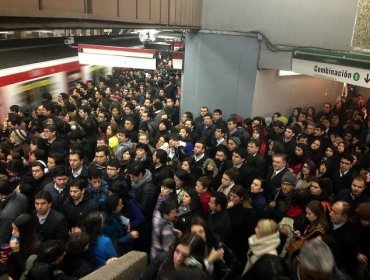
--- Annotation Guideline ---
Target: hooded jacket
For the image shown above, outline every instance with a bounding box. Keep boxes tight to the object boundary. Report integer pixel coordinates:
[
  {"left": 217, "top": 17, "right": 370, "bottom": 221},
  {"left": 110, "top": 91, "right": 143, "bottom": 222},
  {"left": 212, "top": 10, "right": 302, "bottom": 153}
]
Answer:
[{"left": 131, "top": 169, "right": 158, "bottom": 219}]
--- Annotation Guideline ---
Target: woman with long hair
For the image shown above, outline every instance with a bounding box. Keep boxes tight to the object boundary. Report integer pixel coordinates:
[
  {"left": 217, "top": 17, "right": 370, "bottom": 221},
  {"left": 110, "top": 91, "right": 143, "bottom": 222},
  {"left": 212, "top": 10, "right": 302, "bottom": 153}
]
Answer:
[
  {"left": 102, "top": 194, "right": 140, "bottom": 255},
  {"left": 287, "top": 143, "right": 308, "bottom": 175},
  {"left": 298, "top": 178, "right": 332, "bottom": 213},
  {"left": 174, "top": 169, "right": 193, "bottom": 204},
  {"left": 251, "top": 126, "right": 267, "bottom": 157},
  {"left": 296, "top": 200, "right": 329, "bottom": 239},
  {"left": 288, "top": 107, "right": 302, "bottom": 125},
  {"left": 296, "top": 159, "right": 317, "bottom": 191},
  {"left": 189, "top": 216, "right": 239, "bottom": 279},
  {"left": 306, "top": 106, "right": 316, "bottom": 122},
  {"left": 307, "top": 138, "right": 324, "bottom": 166},
  {"left": 106, "top": 123, "right": 119, "bottom": 152},
  {"left": 83, "top": 212, "right": 118, "bottom": 268},
  {"left": 108, "top": 181, "right": 145, "bottom": 231},
  {"left": 141, "top": 233, "right": 207, "bottom": 280},
  {"left": 316, "top": 159, "right": 334, "bottom": 179},
  {"left": 178, "top": 126, "right": 194, "bottom": 156},
  {"left": 175, "top": 187, "right": 201, "bottom": 234},
  {"left": 227, "top": 185, "right": 254, "bottom": 272},
  {"left": 180, "top": 157, "right": 198, "bottom": 186},
  {"left": 10, "top": 213, "right": 41, "bottom": 279}
]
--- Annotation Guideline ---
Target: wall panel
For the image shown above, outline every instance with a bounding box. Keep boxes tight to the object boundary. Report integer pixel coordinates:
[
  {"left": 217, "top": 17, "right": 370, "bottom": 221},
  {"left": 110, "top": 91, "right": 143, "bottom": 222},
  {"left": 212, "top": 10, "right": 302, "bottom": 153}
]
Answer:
[
  {"left": 41, "top": 0, "right": 85, "bottom": 13},
  {"left": 175, "top": 0, "right": 181, "bottom": 25},
  {"left": 0, "top": 0, "right": 201, "bottom": 27},
  {"left": 91, "top": 0, "right": 117, "bottom": 17},
  {"left": 137, "top": 0, "right": 150, "bottom": 21},
  {"left": 160, "top": 0, "right": 169, "bottom": 24},
  {"left": 0, "top": 0, "right": 39, "bottom": 12},
  {"left": 119, "top": 0, "right": 137, "bottom": 20},
  {"left": 151, "top": 0, "right": 161, "bottom": 21},
  {"left": 168, "top": 0, "right": 176, "bottom": 25}
]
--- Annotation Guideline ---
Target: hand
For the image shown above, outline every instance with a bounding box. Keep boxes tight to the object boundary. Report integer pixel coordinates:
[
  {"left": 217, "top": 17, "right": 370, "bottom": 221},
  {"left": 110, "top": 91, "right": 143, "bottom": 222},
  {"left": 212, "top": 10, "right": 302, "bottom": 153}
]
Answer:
[
  {"left": 70, "top": 227, "right": 81, "bottom": 234},
  {"left": 106, "top": 257, "right": 119, "bottom": 265},
  {"left": 357, "top": 253, "right": 368, "bottom": 264},
  {"left": 294, "top": 230, "right": 301, "bottom": 238},
  {"left": 15, "top": 185, "right": 21, "bottom": 193},
  {"left": 10, "top": 239, "right": 20, "bottom": 252},
  {"left": 269, "top": 201, "right": 276, "bottom": 208},
  {"left": 129, "top": 230, "right": 139, "bottom": 239},
  {"left": 207, "top": 247, "right": 224, "bottom": 264},
  {"left": 227, "top": 201, "right": 234, "bottom": 209}
]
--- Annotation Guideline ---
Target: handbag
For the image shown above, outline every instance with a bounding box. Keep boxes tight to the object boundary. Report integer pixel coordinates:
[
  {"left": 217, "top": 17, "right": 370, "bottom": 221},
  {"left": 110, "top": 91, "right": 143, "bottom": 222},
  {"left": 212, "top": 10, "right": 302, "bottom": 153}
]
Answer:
[{"left": 286, "top": 227, "right": 325, "bottom": 254}]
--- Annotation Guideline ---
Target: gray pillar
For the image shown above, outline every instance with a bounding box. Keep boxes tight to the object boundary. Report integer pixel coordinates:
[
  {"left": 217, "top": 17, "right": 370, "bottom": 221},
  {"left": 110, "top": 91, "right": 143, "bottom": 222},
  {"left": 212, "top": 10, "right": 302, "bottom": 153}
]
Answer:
[{"left": 182, "top": 32, "right": 259, "bottom": 119}]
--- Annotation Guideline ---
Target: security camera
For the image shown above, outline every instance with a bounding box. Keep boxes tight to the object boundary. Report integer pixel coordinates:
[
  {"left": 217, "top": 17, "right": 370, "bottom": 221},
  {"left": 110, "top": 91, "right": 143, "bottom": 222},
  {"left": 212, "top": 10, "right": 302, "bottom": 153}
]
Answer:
[{"left": 64, "top": 36, "right": 74, "bottom": 45}]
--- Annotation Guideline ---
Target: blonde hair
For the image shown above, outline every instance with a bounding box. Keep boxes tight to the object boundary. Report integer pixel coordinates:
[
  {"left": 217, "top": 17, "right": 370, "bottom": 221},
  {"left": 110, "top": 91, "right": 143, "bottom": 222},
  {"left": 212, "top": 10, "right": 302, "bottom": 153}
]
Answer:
[{"left": 257, "top": 219, "right": 279, "bottom": 238}]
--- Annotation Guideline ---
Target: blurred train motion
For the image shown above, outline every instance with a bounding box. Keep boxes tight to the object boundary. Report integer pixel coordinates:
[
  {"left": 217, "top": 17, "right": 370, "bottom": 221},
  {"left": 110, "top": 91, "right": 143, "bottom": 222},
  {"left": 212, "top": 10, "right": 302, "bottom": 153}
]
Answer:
[
  {"left": 0, "top": 57, "right": 107, "bottom": 118},
  {"left": 0, "top": 31, "right": 184, "bottom": 119}
]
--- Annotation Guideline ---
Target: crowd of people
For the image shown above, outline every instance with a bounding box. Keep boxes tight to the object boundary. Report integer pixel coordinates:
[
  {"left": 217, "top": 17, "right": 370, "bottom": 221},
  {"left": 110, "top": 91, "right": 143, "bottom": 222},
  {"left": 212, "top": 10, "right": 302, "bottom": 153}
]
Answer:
[{"left": 0, "top": 66, "right": 369, "bottom": 280}]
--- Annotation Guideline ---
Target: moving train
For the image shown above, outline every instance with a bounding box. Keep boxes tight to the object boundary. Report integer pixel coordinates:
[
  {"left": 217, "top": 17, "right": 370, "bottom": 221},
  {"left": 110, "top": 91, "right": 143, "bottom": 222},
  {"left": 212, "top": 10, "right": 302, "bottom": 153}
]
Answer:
[{"left": 0, "top": 57, "right": 107, "bottom": 118}]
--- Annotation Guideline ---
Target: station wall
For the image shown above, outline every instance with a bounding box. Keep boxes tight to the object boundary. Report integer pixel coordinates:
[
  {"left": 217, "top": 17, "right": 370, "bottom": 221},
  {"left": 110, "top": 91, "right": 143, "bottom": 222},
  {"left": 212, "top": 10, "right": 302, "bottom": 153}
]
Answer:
[{"left": 201, "top": 0, "right": 358, "bottom": 70}]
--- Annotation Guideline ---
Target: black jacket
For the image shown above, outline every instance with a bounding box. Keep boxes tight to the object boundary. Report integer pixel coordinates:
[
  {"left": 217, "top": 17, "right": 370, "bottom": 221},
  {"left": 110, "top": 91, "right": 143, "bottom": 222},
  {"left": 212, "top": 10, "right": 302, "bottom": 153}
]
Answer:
[
  {"left": 207, "top": 210, "right": 232, "bottom": 247},
  {"left": 62, "top": 193, "right": 99, "bottom": 229},
  {"left": 265, "top": 167, "right": 289, "bottom": 200},
  {"left": 323, "top": 222, "right": 358, "bottom": 278},
  {"left": 227, "top": 205, "right": 254, "bottom": 267},
  {"left": 151, "top": 164, "right": 173, "bottom": 186},
  {"left": 241, "top": 254, "right": 289, "bottom": 280},
  {"left": 32, "top": 209, "right": 69, "bottom": 243}
]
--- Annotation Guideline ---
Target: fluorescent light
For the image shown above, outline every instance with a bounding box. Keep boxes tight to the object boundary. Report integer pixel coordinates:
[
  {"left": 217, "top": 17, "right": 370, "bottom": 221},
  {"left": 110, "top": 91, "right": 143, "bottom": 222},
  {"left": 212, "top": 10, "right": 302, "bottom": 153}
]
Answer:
[{"left": 278, "top": 70, "right": 301, "bottom": 76}]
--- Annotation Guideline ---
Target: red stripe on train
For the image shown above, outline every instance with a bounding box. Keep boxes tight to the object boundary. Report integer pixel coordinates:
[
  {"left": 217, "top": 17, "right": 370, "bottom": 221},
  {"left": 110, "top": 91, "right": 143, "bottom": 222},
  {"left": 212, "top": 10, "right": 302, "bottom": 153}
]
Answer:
[{"left": 0, "top": 61, "right": 81, "bottom": 87}]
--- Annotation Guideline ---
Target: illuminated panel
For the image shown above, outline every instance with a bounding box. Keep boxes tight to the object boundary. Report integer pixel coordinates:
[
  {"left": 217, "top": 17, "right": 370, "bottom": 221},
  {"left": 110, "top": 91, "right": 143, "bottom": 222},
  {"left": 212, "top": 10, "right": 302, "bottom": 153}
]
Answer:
[
  {"left": 78, "top": 44, "right": 157, "bottom": 70},
  {"left": 78, "top": 53, "right": 156, "bottom": 70}
]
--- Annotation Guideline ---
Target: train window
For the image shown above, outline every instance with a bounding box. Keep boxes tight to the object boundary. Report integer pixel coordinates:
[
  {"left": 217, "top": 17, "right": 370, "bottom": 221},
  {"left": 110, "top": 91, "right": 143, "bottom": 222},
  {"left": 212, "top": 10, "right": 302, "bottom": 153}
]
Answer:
[
  {"left": 67, "top": 71, "right": 82, "bottom": 94},
  {"left": 19, "top": 78, "right": 52, "bottom": 106}
]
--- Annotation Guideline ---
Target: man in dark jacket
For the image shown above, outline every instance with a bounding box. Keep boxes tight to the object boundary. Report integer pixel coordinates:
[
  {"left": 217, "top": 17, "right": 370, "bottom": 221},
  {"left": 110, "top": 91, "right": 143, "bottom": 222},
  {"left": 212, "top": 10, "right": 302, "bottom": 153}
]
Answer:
[
  {"left": 335, "top": 176, "right": 370, "bottom": 212},
  {"left": 285, "top": 239, "right": 350, "bottom": 280},
  {"left": 265, "top": 153, "right": 289, "bottom": 200},
  {"left": 62, "top": 177, "right": 99, "bottom": 233},
  {"left": 207, "top": 192, "right": 232, "bottom": 247},
  {"left": 324, "top": 201, "right": 358, "bottom": 278},
  {"left": 43, "top": 165, "right": 70, "bottom": 212},
  {"left": 127, "top": 162, "right": 158, "bottom": 252},
  {"left": 33, "top": 190, "right": 69, "bottom": 243},
  {"left": 43, "top": 124, "right": 69, "bottom": 158},
  {"left": 0, "top": 175, "right": 28, "bottom": 245},
  {"left": 151, "top": 149, "right": 173, "bottom": 186},
  {"left": 232, "top": 148, "right": 254, "bottom": 189},
  {"left": 331, "top": 154, "right": 356, "bottom": 194}
]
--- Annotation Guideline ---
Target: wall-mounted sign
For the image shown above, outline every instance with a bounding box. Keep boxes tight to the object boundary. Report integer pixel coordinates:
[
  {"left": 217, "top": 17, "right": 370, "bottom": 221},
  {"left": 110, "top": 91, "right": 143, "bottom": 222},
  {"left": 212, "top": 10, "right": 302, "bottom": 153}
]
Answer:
[
  {"left": 292, "top": 59, "right": 370, "bottom": 88},
  {"left": 292, "top": 48, "right": 370, "bottom": 88}
]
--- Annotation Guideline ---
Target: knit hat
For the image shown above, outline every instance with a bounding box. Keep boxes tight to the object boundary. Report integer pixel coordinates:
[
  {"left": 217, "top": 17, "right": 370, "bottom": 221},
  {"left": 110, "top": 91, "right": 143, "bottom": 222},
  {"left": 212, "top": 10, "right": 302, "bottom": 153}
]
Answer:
[
  {"left": 12, "top": 128, "right": 27, "bottom": 142},
  {"left": 229, "top": 136, "right": 241, "bottom": 146},
  {"left": 281, "top": 172, "right": 297, "bottom": 186}
]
